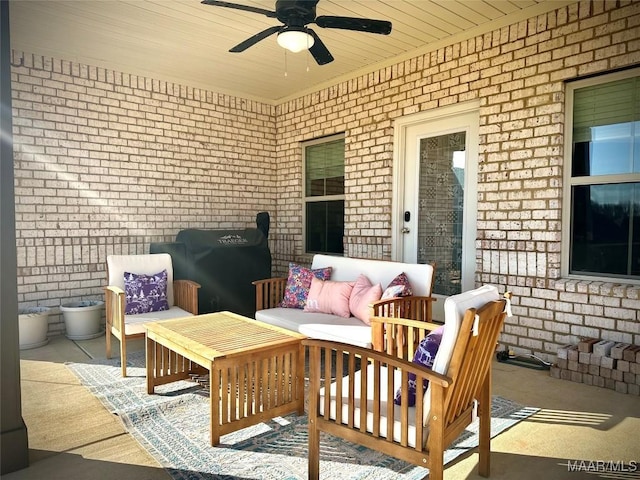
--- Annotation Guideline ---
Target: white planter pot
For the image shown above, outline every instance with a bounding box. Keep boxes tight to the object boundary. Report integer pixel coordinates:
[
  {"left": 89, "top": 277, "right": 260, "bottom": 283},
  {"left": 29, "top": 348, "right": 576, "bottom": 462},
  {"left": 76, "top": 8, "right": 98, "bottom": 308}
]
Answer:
[
  {"left": 60, "top": 300, "right": 104, "bottom": 340},
  {"left": 18, "top": 306, "right": 51, "bottom": 350}
]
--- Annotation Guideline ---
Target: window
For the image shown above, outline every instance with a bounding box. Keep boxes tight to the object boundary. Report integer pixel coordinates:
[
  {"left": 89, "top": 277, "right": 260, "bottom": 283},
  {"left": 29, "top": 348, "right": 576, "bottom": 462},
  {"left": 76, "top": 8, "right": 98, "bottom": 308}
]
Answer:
[
  {"left": 564, "top": 68, "right": 640, "bottom": 280},
  {"left": 303, "top": 134, "right": 345, "bottom": 255}
]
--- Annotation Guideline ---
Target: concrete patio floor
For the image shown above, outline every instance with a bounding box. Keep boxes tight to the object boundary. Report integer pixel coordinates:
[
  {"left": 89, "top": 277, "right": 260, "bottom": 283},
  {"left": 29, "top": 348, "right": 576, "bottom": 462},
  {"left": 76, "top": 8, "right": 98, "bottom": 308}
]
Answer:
[{"left": 5, "top": 333, "right": 640, "bottom": 480}]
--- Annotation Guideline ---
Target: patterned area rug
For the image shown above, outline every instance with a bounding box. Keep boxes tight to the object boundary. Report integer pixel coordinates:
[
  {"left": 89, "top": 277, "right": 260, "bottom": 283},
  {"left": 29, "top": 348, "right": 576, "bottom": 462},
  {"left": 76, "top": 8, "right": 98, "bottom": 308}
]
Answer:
[{"left": 67, "top": 351, "right": 537, "bottom": 480}]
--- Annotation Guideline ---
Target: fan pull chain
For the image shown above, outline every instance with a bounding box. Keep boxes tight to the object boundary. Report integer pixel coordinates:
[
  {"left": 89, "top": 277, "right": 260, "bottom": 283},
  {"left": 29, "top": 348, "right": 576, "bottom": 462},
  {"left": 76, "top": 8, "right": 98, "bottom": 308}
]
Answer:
[
  {"left": 284, "top": 50, "right": 288, "bottom": 77},
  {"left": 306, "top": 33, "right": 310, "bottom": 72}
]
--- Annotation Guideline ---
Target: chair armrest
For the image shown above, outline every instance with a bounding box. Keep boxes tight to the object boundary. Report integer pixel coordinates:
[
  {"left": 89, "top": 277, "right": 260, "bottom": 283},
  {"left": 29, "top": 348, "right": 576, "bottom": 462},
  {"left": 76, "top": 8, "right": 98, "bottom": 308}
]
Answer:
[
  {"left": 369, "top": 315, "right": 443, "bottom": 358},
  {"left": 174, "top": 279, "right": 200, "bottom": 315},
  {"left": 304, "top": 338, "right": 451, "bottom": 388},
  {"left": 370, "top": 315, "right": 442, "bottom": 331},
  {"left": 252, "top": 277, "right": 287, "bottom": 310},
  {"left": 105, "top": 285, "right": 125, "bottom": 296},
  {"left": 371, "top": 295, "right": 437, "bottom": 322},
  {"left": 104, "top": 285, "right": 126, "bottom": 333}
]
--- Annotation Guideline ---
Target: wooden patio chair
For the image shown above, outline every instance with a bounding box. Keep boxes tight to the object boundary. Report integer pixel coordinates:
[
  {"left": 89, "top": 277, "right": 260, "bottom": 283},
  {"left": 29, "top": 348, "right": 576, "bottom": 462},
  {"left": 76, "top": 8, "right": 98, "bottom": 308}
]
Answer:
[
  {"left": 105, "top": 253, "right": 200, "bottom": 377},
  {"left": 304, "top": 285, "right": 510, "bottom": 480}
]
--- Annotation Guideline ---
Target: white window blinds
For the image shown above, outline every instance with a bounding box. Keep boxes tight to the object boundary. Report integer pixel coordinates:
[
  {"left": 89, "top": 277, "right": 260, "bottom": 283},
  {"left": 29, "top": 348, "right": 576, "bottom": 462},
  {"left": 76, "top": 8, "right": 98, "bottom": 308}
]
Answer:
[
  {"left": 573, "top": 77, "right": 640, "bottom": 143},
  {"left": 305, "top": 138, "right": 345, "bottom": 196}
]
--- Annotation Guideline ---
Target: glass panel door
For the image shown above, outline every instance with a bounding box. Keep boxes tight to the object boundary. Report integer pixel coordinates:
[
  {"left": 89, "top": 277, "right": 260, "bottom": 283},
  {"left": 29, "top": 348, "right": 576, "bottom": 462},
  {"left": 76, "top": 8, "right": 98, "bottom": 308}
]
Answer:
[
  {"left": 395, "top": 107, "right": 479, "bottom": 321},
  {"left": 417, "top": 132, "right": 466, "bottom": 296}
]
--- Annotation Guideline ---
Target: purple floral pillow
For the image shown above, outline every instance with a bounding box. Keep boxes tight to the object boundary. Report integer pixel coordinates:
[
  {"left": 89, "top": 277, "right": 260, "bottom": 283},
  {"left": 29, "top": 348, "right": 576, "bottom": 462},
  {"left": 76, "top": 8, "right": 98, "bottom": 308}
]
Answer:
[
  {"left": 382, "top": 272, "right": 414, "bottom": 299},
  {"left": 279, "top": 263, "right": 332, "bottom": 309},
  {"left": 124, "top": 270, "right": 169, "bottom": 315},
  {"left": 394, "top": 325, "right": 444, "bottom": 406}
]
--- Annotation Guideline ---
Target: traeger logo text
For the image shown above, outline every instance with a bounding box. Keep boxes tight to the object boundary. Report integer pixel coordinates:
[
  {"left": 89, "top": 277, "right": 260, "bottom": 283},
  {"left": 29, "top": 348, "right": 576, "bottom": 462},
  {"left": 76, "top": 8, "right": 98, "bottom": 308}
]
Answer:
[{"left": 218, "top": 234, "right": 249, "bottom": 245}]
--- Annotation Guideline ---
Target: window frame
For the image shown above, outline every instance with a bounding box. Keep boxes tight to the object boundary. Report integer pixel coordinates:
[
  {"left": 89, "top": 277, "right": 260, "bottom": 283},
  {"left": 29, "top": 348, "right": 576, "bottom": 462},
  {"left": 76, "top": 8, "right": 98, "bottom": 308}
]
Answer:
[
  {"left": 302, "top": 133, "right": 346, "bottom": 255},
  {"left": 561, "top": 67, "right": 640, "bottom": 283}
]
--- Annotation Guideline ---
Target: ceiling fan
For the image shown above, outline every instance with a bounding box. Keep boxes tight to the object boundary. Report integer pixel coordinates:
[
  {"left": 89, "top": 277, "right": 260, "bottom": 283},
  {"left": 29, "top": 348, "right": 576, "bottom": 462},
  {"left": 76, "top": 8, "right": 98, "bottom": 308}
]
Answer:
[{"left": 201, "top": 0, "right": 392, "bottom": 65}]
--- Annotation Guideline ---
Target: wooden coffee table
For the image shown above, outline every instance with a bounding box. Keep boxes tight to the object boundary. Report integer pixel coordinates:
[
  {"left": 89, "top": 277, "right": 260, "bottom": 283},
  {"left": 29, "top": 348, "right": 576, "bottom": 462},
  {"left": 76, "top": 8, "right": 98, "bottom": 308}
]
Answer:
[{"left": 144, "top": 311, "right": 305, "bottom": 445}]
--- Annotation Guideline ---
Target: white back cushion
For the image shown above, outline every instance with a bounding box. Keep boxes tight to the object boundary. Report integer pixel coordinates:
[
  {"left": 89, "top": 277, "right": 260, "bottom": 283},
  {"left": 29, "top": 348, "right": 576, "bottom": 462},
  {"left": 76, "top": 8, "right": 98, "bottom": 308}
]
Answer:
[
  {"left": 423, "top": 284, "right": 500, "bottom": 424},
  {"left": 311, "top": 254, "right": 434, "bottom": 296},
  {"left": 107, "top": 254, "right": 175, "bottom": 306},
  {"left": 432, "top": 284, "right": 500, "bottom": 376}
]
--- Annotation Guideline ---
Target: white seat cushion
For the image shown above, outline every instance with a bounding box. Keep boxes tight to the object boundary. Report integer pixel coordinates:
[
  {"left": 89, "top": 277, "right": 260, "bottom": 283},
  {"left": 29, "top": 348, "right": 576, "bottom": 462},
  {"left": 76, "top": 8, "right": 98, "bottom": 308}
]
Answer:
[
  {"left": 320, "top": 364, "right": 418, "bottom": 446},
  {"left": 255, "top": 307, "right": 372, "bottom": 348},
  {"left": 123, "top": 306, "right": 192, "bottom": 335},
  {"left": 298, "top": 323, "right": 371, "bottom": 349}
]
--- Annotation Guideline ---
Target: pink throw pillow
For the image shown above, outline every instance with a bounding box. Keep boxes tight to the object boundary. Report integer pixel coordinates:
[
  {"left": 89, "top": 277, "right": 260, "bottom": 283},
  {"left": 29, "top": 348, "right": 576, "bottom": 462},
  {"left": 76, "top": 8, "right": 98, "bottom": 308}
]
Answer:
[
  {"left": 349, "top": 274, "right": 383, "bottom": 325},
  {"left": 304, "top": 277, "right": 354, "bottom": 318}
]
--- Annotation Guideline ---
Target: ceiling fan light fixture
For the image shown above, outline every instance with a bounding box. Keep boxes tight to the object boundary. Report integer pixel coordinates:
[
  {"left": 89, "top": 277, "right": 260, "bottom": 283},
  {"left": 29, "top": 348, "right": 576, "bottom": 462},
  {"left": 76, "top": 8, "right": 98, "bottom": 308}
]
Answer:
[{"left": 277, "top": 28, "right": 314, "bottom": 53}]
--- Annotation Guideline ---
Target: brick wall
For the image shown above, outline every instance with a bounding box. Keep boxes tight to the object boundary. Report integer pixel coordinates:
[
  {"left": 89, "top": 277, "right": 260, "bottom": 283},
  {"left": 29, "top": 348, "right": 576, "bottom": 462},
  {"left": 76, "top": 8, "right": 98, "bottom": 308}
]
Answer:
[
  {"left": 11, "top": 52, "right": 277, "bottom": 334},
  {"left": 274, "top": 0, "right": 640, "bottom": 358},
  {"left": 11, "top": 1, "right": 640, "bottom": 355}
]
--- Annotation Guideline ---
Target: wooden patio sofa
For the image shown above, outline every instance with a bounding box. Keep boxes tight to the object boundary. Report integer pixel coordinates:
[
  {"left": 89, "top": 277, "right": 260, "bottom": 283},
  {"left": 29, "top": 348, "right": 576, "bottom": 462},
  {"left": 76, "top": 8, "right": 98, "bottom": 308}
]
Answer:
[{"left": 253, "top": 254, "right": 436, "bottom": 347}]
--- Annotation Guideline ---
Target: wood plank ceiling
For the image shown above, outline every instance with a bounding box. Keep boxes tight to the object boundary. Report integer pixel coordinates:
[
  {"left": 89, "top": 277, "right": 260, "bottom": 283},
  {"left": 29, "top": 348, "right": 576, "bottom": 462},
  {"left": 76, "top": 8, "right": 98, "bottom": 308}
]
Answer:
[{"left": 9, "top": 0, "right": 574, "bottom": 103}]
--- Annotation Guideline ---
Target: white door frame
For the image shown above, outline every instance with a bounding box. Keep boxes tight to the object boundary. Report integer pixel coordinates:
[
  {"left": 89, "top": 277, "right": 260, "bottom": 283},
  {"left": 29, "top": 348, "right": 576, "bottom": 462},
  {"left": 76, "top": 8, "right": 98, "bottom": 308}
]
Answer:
[{"left": 391, "top": 100, "right": 480, "bottom": 288}]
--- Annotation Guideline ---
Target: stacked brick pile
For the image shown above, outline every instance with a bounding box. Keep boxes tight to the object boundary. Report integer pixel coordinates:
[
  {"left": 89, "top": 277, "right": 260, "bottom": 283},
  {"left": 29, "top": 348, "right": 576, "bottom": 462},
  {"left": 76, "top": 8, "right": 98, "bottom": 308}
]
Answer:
[{"left": 550, "top": 339, "right": 640, "bottom": 396}]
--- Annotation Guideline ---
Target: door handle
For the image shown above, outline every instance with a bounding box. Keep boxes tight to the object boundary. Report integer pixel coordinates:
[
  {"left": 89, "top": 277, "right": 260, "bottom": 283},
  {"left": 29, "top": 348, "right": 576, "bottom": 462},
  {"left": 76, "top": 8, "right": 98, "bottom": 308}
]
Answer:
[{"left": 401, "top": 227, "right": 410, "bottom": 234}]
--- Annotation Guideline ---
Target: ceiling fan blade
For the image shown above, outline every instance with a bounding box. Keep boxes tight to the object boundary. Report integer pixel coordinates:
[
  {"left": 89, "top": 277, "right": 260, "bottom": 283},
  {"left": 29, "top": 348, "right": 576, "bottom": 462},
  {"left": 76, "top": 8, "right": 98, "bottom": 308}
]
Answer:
[
  {"left": 201, "top": 0, "right": 277, "bottom": 18},
  {"left": 307, "top": 29, "right": 334, "bottom": 65},
  {"left": 315, "top": 16, "right": 392, "bottom": 35},
  {"left": 229, "top": 25, "right": 282, "bottom": 52}
]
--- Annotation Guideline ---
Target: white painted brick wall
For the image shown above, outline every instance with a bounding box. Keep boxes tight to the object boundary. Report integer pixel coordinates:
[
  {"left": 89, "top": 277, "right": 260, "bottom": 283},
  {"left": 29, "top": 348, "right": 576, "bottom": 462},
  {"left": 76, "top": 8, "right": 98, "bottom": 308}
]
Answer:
[{"left": 12, "top": 53, "right": 278, "bottom": 334}]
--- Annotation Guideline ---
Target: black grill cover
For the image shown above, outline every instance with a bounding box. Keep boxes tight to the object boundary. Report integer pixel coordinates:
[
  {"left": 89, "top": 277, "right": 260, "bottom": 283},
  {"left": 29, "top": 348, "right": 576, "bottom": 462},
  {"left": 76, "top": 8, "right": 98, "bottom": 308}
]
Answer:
[
  {"left": 174, "top": 228, "right": 271, "bottom": 317},
  {"left": 149, "top": 242, "right": 189, "bottom": 280}
]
